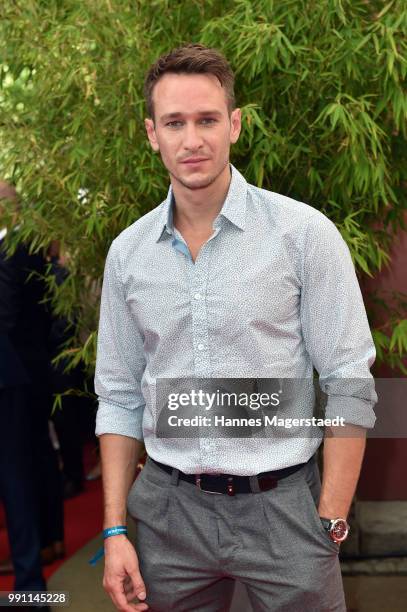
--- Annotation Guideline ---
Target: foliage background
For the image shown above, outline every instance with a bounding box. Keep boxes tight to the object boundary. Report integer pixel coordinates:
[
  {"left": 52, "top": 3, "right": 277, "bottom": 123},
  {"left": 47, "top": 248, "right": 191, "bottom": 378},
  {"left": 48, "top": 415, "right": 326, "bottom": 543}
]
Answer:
[{"left": 0, "top": 0, "right": 406, "bottom": 377}]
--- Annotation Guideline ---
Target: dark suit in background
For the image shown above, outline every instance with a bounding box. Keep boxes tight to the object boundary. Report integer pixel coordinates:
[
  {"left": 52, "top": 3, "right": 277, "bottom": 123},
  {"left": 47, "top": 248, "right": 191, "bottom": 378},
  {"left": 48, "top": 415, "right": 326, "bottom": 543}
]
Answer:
[{"left": 0, "top": 233, "right": 63, "bottom": 590}]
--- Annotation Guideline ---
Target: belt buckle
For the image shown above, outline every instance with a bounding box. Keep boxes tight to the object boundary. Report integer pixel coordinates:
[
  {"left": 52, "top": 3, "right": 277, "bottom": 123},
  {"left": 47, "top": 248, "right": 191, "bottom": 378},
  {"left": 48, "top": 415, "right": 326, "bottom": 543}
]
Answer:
[{"left": 195, "top": 474, "right": 223, "bottom": 495}]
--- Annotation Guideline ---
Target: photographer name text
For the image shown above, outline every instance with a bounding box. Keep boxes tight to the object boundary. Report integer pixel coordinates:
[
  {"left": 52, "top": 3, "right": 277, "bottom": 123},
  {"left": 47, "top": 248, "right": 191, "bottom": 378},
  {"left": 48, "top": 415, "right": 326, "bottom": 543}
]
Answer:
[{"left": 167, "top": 415, "right": 345, "bottom": 428}]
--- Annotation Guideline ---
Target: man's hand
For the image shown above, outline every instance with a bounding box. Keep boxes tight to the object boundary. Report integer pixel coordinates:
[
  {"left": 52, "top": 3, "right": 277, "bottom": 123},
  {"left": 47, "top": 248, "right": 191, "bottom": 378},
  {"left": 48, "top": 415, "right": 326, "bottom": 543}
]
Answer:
[{"left": 103, "top": 535, "right": 148, "bottom": 611}]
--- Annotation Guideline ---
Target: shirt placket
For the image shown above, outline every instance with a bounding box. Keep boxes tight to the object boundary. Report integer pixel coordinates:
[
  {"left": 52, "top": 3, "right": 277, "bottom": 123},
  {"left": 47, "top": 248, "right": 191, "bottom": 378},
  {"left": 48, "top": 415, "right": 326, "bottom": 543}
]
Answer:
[{"left": 174, "top": 223, "right": 222, "bottom": 470}]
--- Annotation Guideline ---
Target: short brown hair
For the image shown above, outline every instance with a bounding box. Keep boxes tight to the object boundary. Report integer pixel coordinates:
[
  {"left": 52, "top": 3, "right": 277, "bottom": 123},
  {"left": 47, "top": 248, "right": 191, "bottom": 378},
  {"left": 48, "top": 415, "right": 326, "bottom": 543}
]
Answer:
[{"left": 144, "top": 43, "right": 235, "bottom": 119}]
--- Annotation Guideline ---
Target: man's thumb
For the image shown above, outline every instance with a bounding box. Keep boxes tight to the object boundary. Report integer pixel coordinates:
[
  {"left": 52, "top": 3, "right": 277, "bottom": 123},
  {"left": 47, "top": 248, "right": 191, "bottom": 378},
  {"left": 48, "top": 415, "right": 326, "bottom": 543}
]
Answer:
[{"left": 130, "top": 570, "right": 146, "bottom": 600}]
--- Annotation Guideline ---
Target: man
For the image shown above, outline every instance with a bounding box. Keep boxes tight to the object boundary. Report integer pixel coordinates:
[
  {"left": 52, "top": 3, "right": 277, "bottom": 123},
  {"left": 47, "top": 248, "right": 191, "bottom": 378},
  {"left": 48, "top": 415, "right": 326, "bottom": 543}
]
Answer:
[
  {"left": 95, "top": 44, "right": 376, "bottom": 612},
  {"left": 0, "top": 182, "right": 47, "bottom": 604},
  {"left": 0, "top": 182, "right": 62, "bottom": 609}
]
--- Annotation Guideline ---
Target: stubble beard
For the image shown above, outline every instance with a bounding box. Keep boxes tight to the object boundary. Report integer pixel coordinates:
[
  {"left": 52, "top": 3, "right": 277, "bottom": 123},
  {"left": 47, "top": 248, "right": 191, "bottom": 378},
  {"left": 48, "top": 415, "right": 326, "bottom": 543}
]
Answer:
[{"left": 169, "top": 158, "right": 229, "bottom": 192}]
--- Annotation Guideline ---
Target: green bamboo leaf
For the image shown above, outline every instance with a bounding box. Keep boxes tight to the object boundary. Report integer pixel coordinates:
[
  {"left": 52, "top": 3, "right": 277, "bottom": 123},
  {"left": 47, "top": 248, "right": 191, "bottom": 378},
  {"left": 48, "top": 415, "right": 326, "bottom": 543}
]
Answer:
[{"left": 389, "top": 320, "right": 407, "bottom": 354}]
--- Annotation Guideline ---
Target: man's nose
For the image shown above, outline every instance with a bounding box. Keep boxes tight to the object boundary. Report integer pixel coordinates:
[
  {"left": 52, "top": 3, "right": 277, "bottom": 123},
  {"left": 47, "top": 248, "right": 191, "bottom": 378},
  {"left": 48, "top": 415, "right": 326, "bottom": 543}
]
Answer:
[{"left": 183, "top": 124, "right": 204, "bottom": 150}]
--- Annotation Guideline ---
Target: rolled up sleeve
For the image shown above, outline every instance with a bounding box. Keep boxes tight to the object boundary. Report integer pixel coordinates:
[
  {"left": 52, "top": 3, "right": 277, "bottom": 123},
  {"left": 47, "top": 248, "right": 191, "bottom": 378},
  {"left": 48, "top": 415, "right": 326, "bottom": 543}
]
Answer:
[
  {"left": 94, "top": 240, "right": 146, "bottom": 440},
  {"left": 300, "top": 213, "right": 377, "bottom": 428}
]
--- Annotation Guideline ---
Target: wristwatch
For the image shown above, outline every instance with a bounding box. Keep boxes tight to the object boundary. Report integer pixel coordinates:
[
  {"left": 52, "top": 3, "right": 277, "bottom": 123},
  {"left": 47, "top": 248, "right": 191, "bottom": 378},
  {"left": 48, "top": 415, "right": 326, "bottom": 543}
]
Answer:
[{"left": 320, "top": 517, "right": 350, "bottom": 543}]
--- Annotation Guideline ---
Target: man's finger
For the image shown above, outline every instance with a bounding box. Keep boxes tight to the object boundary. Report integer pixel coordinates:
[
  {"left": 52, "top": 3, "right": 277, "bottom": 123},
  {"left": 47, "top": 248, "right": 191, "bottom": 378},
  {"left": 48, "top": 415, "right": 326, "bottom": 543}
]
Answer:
[
  {"left": 109, "top": 581, "right": 147, "bottom": 612},
  {"left": 128, "top": 569, "right": 147, "bottom": 602}
]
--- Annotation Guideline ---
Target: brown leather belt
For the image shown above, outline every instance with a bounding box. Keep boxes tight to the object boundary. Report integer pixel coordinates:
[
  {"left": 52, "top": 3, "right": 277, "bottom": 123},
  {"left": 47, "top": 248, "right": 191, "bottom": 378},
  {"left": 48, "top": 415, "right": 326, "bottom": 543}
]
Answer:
[{"left": 149, "top": 456, "right": 307, "bottom": 496}]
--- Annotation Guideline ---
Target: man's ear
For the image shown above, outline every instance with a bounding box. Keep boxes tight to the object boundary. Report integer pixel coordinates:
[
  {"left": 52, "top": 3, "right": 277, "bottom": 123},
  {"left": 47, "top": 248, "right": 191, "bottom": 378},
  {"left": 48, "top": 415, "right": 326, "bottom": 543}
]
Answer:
[
  {"left": 230, "top": 108, "right": 241, "bottom": 144},
  {"left": 145, "top": 118, "right": 160, "bottom": 152}
]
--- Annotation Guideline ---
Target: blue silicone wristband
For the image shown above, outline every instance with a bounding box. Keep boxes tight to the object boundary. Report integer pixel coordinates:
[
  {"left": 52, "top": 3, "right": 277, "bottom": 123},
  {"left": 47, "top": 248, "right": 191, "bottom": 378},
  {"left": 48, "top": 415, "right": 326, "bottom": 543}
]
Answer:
[
  {"left": 103, "top": 526, "right": 127, "bottom": 539},
  {"left": 88, "top": 526, "right": 128, "bottom": 566}
]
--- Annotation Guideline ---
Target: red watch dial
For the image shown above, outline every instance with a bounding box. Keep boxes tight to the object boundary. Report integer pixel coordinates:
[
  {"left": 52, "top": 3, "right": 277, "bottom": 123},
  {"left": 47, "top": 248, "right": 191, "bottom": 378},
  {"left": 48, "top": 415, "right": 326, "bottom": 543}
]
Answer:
[{"left": 330, "top": 519, "right": 349, "bottom": 542}]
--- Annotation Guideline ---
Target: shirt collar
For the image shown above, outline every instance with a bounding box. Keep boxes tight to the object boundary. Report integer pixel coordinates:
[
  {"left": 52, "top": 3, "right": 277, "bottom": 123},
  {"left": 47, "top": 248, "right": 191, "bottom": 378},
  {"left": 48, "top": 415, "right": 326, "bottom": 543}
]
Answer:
[{"left": 155, "top": 163, "right": 248, "bottom": 243}]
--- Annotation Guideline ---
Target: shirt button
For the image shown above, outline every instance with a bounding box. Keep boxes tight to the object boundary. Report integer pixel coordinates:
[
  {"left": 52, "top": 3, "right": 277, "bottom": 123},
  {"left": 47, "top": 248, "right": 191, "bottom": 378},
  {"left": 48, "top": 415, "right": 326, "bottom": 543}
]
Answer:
[
  {"left": 197, "top": 344, "right": 205, "bottom": 351},
  {"left": 194, "top": 293, "right": 202, "bottom": 300}
]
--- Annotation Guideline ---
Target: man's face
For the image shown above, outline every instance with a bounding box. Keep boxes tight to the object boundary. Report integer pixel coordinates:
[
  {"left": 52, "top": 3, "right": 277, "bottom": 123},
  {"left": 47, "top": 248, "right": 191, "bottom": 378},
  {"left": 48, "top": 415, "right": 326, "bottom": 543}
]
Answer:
[{"left": 145, "top": 73, "right": 241, "bottom": 190}]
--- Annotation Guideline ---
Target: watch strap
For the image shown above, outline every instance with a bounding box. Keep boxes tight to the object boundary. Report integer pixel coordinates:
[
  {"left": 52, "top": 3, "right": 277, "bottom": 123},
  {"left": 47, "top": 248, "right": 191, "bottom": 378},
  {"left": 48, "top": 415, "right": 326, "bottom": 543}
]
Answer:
[{"left": 319, "top": 517, "right": 332, "bottom": 530}]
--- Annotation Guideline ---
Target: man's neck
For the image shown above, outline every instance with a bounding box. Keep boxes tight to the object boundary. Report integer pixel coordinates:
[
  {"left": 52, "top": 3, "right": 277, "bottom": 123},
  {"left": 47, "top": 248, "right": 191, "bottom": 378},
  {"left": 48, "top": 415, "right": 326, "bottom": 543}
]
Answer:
[{"left": 171, "top": 164, "right": 231, "bottom": 234}]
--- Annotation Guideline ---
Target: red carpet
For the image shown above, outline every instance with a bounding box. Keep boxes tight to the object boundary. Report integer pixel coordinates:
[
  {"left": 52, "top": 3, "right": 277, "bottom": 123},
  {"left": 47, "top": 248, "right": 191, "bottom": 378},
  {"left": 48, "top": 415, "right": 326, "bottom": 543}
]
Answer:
[{"left": 0, "top": 442, "right": 103, "bottom": 591}]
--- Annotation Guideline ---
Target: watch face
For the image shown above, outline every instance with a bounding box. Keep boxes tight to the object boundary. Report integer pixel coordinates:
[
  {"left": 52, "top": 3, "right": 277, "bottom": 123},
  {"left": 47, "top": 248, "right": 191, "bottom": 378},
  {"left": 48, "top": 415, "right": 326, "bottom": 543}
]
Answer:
[{"left": 330, "top": 519, "right": 349, "bottom": 542}]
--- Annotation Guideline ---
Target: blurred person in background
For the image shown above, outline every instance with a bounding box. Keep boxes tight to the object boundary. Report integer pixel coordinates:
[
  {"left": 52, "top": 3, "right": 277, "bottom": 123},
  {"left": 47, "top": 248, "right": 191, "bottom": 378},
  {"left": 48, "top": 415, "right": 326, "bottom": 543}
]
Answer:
[
  {"left": 0, "top": 181, "right": 63, "bottom": 600},
  {"left": 47, "top": 240, "right": 86, "bottom": 500}
]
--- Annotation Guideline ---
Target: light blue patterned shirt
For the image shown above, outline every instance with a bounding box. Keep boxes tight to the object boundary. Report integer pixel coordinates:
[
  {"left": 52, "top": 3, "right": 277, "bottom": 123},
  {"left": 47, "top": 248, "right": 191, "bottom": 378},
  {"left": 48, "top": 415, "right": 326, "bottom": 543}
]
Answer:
[{"left": 95, "top": 164, "right": 376, "bottom": 474}]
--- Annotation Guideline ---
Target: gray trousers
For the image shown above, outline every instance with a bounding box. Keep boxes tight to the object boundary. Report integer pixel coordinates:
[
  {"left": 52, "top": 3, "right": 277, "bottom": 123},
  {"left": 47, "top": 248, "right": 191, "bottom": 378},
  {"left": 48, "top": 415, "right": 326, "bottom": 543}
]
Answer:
[{"left": 127, "top": 455, "right": 346, "bottom": 612}]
